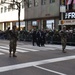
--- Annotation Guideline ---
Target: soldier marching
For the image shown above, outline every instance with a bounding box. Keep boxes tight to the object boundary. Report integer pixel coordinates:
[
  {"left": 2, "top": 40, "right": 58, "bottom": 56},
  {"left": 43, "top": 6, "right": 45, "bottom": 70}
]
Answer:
[{"left": 59, "top": 26, "right": 67, "bottom": 53}]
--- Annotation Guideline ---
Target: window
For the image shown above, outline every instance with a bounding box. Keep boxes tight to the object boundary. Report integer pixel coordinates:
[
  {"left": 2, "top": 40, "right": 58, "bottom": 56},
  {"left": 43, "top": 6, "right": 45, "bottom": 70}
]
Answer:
[
  {"left": 50, "top": 0, "right": 55, "bottom": 3},
  {"left": 4, "top": 6, "right": 7, "bottom": 12},
  {"left": 8, "top": 5, "right": 11, "bottom": 11},
  {"left": 34, "top": 0, "right": 38, "bottom": 6},
  {"left": 32, "top": 21, "right": 38, "bottom": 26},
  {"left": 46, "top": 20, "right": 54, "bottom": 30},
  {"left": 22, "top": 0, "right": 24, "bottom": 8},
  {"left": 41, "top": 0, "right": 46, "bottom": 5},
  {"left": 1, "top": 0, "right": 4, "bottom": 3},
  {"left": 1, "top": 7, "right": 3, "bottom": 13},
  {"left": 28, "top": 0, "right": 32, "bottom": 8}
]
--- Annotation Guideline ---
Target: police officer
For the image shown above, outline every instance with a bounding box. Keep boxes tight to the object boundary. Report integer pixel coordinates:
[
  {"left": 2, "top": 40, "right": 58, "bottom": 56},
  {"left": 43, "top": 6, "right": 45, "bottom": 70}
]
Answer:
[
  {"left": 59, "top": 26, "right": 67, "bottom": 53},
  {"left": 9, "top": 25, "right": 18, "bottom": 57}
]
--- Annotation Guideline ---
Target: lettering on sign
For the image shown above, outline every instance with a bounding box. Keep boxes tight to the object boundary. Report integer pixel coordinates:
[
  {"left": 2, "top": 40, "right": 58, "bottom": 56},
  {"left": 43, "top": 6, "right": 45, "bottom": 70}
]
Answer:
[
  {"left": 64, "top": 12, "right": 75, "bottom": 19},
  {"left": 59, "top": 20, "right": 75, "bottom": 25}
]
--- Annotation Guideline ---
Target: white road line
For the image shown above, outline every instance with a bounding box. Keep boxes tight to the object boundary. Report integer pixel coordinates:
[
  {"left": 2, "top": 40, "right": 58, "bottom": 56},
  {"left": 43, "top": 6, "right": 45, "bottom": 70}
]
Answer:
[
  {"left": 17, "top": 47, "right": 39, "bottom": 51},
  {"left": 0, "top": 53, "right": 4, "bottom": 55},
  {"left": 0, "top": 46, "right": 29, "bottom": 53},
  {"left": 0, "top": 55, "right": 75, "bottom": 72},
  {"left": 0, "top": 46, "right": 38, "bottom": 52},
  {"left": 46, "top": 45, "right": 75, "bottom": 50},
  {"left": 0, "top": 49, "right": 9, "bottom": 53},
  {"left": 34, "top": 66, "right": 66, "bottom": 75},
  {"left": 0, "top": 46, "right": 9, "bottom": 49},
  {"left": 17, "top": 49, "right": 29, "bottom": 53}
]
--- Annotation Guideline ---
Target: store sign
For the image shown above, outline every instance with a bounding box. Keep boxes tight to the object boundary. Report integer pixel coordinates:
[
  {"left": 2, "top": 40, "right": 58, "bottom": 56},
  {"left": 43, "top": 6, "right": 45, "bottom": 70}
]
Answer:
[
  {"left": 64, "top": 12, "right": 75, "bottom": 19},
  {"left": 59, "top": 20, "right": 75, "bottom": 25}
]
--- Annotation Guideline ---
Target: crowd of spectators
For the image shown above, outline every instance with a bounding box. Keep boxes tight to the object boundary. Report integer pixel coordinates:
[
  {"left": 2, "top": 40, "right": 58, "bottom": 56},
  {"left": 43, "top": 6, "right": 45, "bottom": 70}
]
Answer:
[{"left": 0, "top": 27, "right": 75, "bottom": 46}]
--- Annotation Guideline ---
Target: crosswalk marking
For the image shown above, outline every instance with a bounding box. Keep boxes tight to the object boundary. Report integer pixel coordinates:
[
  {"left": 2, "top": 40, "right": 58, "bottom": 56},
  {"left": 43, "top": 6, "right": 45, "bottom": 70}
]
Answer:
[
  {"left": 0, "top": 49, "right": 9, "bottom": 53},
  {"left": 0, "top": 53, "right": 4, "bottom": 55},
  {"left": 17, "top": 49, "right": 29, "bottom": 53},
  {"left": 17, "top": 47, "right": 39, "bottom": 51},
  {"left": 0, "top": 44, "right": 74, "bottom": 56}
]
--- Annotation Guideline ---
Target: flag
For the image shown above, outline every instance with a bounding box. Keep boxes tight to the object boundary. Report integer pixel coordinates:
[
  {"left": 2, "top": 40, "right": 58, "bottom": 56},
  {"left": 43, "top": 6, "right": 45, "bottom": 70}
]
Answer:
[
  {"left": 66, "top": 0, "right": 72, "bottom": 5},
  {"left": 73, "top": 0, "right": 75, "bottom": 4}
]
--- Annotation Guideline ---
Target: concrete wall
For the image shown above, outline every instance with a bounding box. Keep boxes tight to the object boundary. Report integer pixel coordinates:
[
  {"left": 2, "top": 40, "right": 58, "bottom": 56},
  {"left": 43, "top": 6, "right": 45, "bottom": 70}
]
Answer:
[{"left": 25, "top": 0, "right": 60, "bottom": 19}]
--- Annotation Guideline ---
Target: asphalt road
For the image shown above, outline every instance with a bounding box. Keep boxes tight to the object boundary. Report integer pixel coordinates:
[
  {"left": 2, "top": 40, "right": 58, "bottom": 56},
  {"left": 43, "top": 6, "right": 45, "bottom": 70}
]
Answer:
[{"left": 0, "top": 40, "right": 75, "bottom": 75}]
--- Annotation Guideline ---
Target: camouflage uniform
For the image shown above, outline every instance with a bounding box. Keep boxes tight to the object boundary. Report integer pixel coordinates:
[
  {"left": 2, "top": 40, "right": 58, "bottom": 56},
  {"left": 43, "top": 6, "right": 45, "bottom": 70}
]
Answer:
[
  {"left": 59, "top": 26, "right": 67, "bottom": 53},
  {"left": 9, "top": 26, "right": 18, "bottom": 57}
]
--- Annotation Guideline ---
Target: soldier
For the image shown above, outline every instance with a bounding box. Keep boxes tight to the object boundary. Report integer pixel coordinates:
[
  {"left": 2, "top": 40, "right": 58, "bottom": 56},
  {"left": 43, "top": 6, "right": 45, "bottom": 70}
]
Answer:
[
  {"left": 59, "top": 26, "right": 67, "bottom": 53},
  {"left": 9, "top": 25, "right": 18, "bottom": 57}
]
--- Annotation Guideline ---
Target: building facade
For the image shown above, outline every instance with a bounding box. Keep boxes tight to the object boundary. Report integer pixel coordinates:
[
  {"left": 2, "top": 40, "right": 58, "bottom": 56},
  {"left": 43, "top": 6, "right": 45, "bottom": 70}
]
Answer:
[
  {"left": 24, "top": 0, "right": 75, "bottom": 31},
  {"left": 0, "top": 0, "right": 25, "bottom": 31},
  {"left": 1, "top": 0, "right": 75, "bottom": 31},
  {"left": 24, "top": 0, "right": 60, "bottom": 31}
]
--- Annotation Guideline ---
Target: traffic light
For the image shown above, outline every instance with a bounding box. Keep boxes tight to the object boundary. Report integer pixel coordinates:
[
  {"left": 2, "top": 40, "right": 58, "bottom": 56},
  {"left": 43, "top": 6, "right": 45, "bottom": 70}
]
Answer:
[{"left": 61, "top": 20, "right": 64, "bottom": 24}]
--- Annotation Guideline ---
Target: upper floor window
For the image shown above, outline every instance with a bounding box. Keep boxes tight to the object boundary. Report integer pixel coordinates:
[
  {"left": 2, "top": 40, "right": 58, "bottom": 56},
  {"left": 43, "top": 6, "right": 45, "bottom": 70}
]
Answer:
[
  {"left": 50, "top": 0, "right": 55, "bottom": 3},
  {"left": 34, "top": 0, "right": 38, "bottom": 6},
  {"left": 28, "top": 0, "right": 32, "bottom": 8},
  {"left": 4, "top": 6, "right": 7, "bottom": 12},
  {"left": 41, "top": 0, "right": 46, "bottom": 5},
  {"left": 22, "top": 0, "right": 24, "bottom": 8},
  {"left": 1, "top": 0, "right": 4, "bottom": 3},
  {"left": 1, "top": 7, "right": 3, "bottom": 13},
  {"left": 8, "top": 5, "right": 11, "bottom": 11}
]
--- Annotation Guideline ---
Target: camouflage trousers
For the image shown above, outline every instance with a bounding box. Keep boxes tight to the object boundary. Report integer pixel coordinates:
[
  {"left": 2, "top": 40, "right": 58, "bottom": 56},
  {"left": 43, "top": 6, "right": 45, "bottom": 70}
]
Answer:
[
  {"left": 61, "top": 38, "right": 67, "bottom": 50},
  {"left": 9, "top": 39, "right": 17, "bottom": 53}
]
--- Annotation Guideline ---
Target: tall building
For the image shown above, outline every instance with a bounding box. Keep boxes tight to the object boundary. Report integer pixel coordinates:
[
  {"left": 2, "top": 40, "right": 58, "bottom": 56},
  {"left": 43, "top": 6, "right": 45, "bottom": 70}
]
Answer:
[
  {"left": 24, "top": 0, "right": 60, "bottom": 31},
  {"left": 24, "top": 0, "right": 75, "bottom": 30},
  {"left": 0, "top": 0, "right": 75, "bottom": 31},
  {"left": 0, "top": 0, "right": 25, "bottom": 31}
]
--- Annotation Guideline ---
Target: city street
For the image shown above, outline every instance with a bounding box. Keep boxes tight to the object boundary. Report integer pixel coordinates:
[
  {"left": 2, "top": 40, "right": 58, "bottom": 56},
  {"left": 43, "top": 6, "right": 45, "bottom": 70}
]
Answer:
[{"left": 0, "top": 40, "right": 75, "bottom": 75}]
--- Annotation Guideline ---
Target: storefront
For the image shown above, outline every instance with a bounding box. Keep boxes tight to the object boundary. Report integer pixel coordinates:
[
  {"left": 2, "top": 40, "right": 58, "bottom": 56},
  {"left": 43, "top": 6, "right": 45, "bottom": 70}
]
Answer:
[{"left": 59, "top": 11, "right": 75, "bottom": 30}]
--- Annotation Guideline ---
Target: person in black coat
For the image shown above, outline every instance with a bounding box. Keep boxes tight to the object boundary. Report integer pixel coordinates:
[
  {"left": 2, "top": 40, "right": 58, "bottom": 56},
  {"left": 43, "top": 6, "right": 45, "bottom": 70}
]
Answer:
[
  {"left": 36, "top": 30, "right": 45, "bottom": 47},
  {"left": 32, "top": 29, "right": 37, "bottom": 46},
  {"left": 40, "top": 30, "right": 45, "bottom": 46},
  {"left": 36, "top": 30, "right": 41, "bottom": 47}
]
